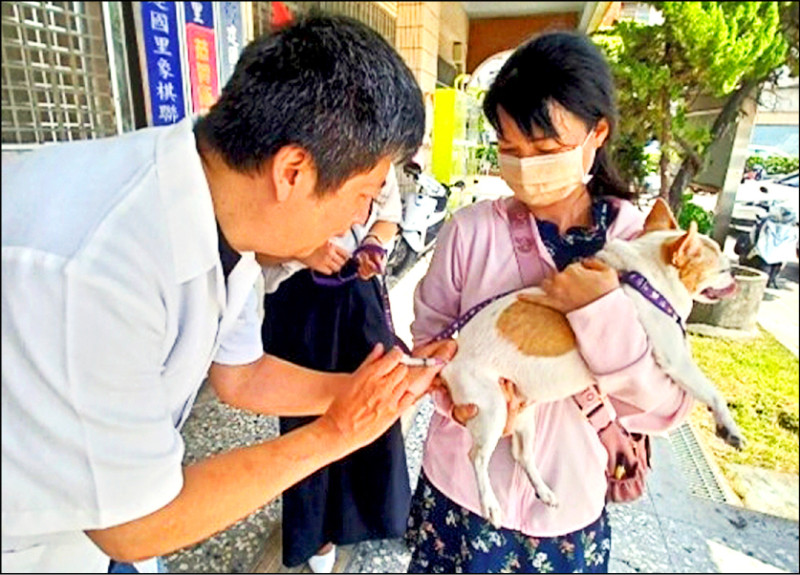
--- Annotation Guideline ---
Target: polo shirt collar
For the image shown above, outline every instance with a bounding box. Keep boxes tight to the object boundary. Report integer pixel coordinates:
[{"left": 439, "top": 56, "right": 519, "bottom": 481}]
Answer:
[{"left": 155, "top": 118, "right": 219, "bottom": 284}]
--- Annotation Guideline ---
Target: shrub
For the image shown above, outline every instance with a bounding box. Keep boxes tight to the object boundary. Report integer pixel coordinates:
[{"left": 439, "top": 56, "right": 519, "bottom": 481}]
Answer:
[
  {"left": 745, "top": 154, "right": 799, "bottom": 175},
  {"left": 678, "top": 192, "right": 715, "bottom": 235}
]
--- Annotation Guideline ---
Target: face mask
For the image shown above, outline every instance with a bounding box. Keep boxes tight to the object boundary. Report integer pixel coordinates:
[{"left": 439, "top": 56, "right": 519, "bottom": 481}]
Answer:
[{"left": 499, "top": 131, "right": 594, "bottom": 207}]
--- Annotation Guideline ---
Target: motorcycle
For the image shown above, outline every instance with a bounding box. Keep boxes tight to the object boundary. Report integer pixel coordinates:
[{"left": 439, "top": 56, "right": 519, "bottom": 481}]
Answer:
[
  {"left": 741, "top": 163, "right": 766, "bottom": 183},
  {"left": 385, "top": 162, "right": 464, "bottom": 279},
  {"left": 734, "top": 198, "right": 798, "bottom": 289}
]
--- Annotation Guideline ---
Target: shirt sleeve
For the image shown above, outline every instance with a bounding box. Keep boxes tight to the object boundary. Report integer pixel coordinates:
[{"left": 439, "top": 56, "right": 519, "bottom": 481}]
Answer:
[
  {"left": 214, "top": 285, "right": 265, "bottom": 366},
  {"left": 372, "top": 164, "right": 402, "bottom": 225},
  {"left": 260, "top": 260, "right": 305, "bottom": 294},
  {"left": 566, "top": 282, "right": 693, "bottom": 434},
  {"left": 411, "top": 216, "right": 464, "bottom": 347},
  {"left": 2, "top": 247, "right": 185, "bottom": 537}
]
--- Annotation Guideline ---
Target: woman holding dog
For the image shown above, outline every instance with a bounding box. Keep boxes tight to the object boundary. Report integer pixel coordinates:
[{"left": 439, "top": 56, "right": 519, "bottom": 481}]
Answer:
[{"left": 405, "top": 31, "right": 694, "bottom": 573}]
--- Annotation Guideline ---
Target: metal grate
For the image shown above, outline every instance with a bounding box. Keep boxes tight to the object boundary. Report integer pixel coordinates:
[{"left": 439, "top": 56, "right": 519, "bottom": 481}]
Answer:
[
  {"left": 668, "top": 422, "right": 729, "bottom": 503},
  {"left": 1, "top": 1, "right": 117, "bottom": 145}
]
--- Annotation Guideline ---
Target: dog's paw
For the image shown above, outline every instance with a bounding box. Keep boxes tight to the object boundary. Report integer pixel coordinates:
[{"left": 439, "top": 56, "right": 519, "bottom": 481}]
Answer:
[
  {"left": 716, "top": 423, "right": 745, "bottom": 450},
  {"left": 480, "top": 493, "right": 504, "bottom": 529},
  {"left": 536, "top": 486, "right": 559, "bottom": 508},
  {"left": 485, "top": 503, "right": 504, "bottom": 529}
]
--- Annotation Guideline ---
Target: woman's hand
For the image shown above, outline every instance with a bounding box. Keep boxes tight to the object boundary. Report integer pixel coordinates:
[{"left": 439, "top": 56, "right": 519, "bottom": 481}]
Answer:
[
  {"left": 517, "top": 257, "right": 619, "bottom": 313},
  {"left": 355, "top": 235, "right": 387, "bottom": 280},
  {"left": 412, "top": 340, "right": 526, "bottom": 436},
  {"left": 299, "top": 241, "right": 351, "bottom": 275},
  {"left": 449, "top": 378, "right": 526, "bottom": 436}
]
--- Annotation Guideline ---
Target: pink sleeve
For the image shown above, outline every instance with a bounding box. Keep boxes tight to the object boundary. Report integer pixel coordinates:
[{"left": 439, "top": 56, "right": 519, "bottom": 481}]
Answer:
[
  {"left": 429, "top": 387, "right": 455, "bottom": 418},
  {"left": 410, "top": 218, "right": 465, "bottom": 420},
  {"left": 411, "top": 218, "right": 464, "bottom": 348},
  {"left": 566, "top": 289, "right": 694, "bottom": 433}
]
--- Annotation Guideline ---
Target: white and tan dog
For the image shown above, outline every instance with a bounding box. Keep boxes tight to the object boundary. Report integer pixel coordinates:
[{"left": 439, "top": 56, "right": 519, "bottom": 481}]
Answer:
[{"left": 440, "top": 198, "right": 743, "bottom": 527}]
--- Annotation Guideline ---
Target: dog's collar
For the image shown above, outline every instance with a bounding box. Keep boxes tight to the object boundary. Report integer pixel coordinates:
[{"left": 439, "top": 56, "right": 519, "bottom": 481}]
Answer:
[{"left": 619, "top": 271, "right": 686, "bottom": 337}]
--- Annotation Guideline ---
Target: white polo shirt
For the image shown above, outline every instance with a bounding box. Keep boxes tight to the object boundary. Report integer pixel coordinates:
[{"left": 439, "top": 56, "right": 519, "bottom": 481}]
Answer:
[{"left": 1, "top": 119, "right": 263, "bottom": 572}]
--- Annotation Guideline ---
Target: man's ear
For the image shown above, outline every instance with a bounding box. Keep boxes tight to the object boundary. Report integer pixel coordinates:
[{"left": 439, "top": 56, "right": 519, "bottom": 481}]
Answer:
[
  {"left": 644, "top": 198, "right": 679, "bottom": 232},
  {"left": 271, "top": 145, "right": 315, "bottom": 203}
]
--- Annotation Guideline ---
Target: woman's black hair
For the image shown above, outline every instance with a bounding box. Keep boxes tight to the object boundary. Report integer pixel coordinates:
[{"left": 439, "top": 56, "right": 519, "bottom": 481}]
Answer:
[
  {"left": 194, "top": 12, "right": 424, "bottom": 195},
  {"left": 483, "top": 31, "right": 634, "bottom": 201}
]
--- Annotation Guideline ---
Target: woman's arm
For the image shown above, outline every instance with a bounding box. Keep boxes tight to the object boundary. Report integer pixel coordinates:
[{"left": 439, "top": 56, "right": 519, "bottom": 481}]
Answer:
[{"left": 518, "top": 258, "right": 693, "bottom": 431}]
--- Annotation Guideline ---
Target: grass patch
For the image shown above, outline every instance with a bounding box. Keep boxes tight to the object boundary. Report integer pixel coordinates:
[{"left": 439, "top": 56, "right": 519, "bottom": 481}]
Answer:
[{"left": 688, "top": 326, "right": 799, "bottom": 476}]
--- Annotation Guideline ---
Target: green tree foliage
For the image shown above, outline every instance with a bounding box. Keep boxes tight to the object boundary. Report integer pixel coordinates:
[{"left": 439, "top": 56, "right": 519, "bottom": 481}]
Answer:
[
  {"left": 745, "top": 155, "right": 800, "bottom": 175},
  {"left": 592, "top": 2, "right": 794, "bottom": 217},
  {"left": 678, "top": 193, "right": 715, "bottom": 235}
]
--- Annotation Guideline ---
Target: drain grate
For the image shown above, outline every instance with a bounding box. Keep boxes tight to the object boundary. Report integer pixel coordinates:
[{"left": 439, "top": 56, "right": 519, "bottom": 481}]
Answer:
[{"left": 668, "top": 422, "right": 729, "bottom": 503}]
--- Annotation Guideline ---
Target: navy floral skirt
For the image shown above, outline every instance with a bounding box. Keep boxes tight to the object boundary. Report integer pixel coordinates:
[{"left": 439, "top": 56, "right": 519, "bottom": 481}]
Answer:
[{"left": 405, "top": 472, "right": 611, "bottom": 573}]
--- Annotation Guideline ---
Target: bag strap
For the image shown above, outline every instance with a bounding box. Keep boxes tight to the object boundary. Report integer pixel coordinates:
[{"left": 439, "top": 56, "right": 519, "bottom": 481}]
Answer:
[
  {"left": 505, "top": 201, "right": 618, "bottom": 431},
  {"left": 571, "top": 385, "right": 617, "bottom": 432},
  {"left": 506, "top": 198, "right": 543, "bottom": 286}
]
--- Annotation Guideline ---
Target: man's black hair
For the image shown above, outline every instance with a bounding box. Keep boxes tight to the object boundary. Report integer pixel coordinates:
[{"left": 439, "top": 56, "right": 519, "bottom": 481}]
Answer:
[
  {"left": 483, "top": 31, "right": 634, "bottom": 201},
  {"left": 194, "top": 12, "right": 424, "bottom": 194}
]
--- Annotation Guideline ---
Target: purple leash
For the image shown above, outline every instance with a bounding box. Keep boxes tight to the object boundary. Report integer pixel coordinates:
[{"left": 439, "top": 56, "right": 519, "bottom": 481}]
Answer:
[
  {"left": 309, "top": 243, "right": 386, "bottom": 286},
  {"left": 310, "top": 243, "right": 414, "bottom": 354},
  {"left": 619, "top": 271, "right": 686, "bottom": 336},
  {"left": 430, "top": 289, "right": 515, "bottom": 342}
]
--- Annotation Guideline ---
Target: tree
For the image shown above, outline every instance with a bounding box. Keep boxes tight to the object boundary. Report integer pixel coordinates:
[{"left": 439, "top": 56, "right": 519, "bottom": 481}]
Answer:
[{"left": 593, "top": 2, "right": 794, "bottom": 215}]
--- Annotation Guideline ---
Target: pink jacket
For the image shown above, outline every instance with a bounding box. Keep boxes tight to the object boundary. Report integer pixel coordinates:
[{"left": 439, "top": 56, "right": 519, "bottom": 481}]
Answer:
[{"left": 412, "top": 196, "right": 693, "bottom": 537}]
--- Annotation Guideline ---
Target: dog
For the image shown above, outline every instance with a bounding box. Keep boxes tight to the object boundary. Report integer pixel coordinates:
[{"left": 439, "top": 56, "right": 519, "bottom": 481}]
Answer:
[{"left": 439, "top": 198, "right": 743, "bottom": 527}]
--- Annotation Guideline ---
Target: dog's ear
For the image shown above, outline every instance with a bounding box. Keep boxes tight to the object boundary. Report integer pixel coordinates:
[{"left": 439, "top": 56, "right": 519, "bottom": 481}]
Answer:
[
  {"left": 667, "top": 220, "right": 703, "bottom": 266},
  {"left": 643, "top": 198, "right": 679, "bottom": 232}
]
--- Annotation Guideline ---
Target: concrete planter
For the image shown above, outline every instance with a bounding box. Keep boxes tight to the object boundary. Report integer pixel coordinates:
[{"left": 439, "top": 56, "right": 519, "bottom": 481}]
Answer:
[{"left": 687, "top": 264, "right": 769, "bottom": 330}]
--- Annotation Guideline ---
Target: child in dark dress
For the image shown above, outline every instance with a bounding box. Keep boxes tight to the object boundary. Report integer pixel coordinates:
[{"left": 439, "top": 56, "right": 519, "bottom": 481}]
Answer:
[{"left": 260, "top": 166, "right": 410, "bottom": 572}]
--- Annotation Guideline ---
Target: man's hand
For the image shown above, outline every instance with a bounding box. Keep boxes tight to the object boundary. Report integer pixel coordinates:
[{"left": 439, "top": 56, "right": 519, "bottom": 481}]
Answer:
[
  {"left": 299, "top": 241, "right": 351, "bottom": 275},
  {"left": 409, "top": 338, "right": 458, "bottom": 396},
  {"left": 411, "top": 339, "right": 457, "bottom": 393},
  {"left": 517, "top": 258, "right": 619, "bottom": 313},
  {"left": 318, "top": 343, "right": 448, "bottom": 452}
]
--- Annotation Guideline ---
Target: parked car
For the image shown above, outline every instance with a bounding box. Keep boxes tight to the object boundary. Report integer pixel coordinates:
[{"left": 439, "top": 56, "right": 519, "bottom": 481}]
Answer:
[{"left": 731, "top": 171, "right": 799, "bottom": 232}]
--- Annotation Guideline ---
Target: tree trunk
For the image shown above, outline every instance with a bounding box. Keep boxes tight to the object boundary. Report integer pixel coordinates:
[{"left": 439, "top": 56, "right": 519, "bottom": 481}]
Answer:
[
  {"left": 660, "top": 42, "right": 672, "bottom": 207},
  {"left": 667, "top": 78, "right": 761, "bottom": 212},
  {"left": 659, "top": 84, "right": 672, "bottom": 206}
]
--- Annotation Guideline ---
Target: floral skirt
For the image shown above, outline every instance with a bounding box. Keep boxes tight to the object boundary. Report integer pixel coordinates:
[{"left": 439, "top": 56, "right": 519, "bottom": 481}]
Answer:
[{"left": 405, "top": 472, "right": 611, "bottom": 573}]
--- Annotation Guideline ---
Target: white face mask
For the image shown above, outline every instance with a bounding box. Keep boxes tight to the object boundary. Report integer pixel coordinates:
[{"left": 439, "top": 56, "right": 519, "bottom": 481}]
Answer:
[{"left": 499, "top": 131, "right": 594, "bottom": 207}]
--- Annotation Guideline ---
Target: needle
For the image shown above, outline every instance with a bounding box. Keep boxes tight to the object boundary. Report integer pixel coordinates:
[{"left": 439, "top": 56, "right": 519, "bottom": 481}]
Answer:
[{"left": 399, "top": 356, "right": 446, "bottom": 367}]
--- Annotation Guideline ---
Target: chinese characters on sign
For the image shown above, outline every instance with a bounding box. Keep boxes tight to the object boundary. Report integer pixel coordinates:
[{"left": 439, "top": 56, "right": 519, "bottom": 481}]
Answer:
[
  {"left": 184, "top": 1, "right": 219, "bottom": 115},
  {"left": 219, "top": 2, "right": 244, "bottom": 85},
  {"left": 141, "top": 2, "right": 186, "bottom": 126}
]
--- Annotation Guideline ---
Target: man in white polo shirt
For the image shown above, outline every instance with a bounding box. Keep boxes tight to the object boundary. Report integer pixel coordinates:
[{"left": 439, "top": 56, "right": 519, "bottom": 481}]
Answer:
[{"left": 1, "top": 14, "right": 453, "bottom": 573}]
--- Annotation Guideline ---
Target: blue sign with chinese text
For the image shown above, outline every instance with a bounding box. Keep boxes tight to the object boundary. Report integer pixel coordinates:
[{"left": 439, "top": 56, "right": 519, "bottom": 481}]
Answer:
[
  {"left": 141, "top": 2, "right": 186, "bottom": 126},
  {"left": 184, "top": 1, "right": 214, "bottom": 29},
  {"left": 219, "top": 2, "right": 244, "bottom": 86}
]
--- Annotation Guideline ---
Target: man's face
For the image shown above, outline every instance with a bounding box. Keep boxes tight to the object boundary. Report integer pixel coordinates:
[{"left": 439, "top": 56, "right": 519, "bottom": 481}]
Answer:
[{"left": 292, "top": 156, "right": 392, "bottom": 258}]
